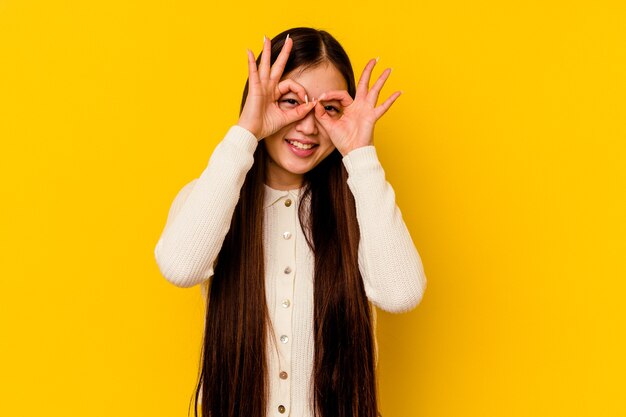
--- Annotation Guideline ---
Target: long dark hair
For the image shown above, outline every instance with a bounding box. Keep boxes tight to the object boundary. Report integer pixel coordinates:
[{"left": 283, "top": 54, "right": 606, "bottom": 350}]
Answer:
[{"left": 192, "top": 27, "right": 378, "bottom": 417}]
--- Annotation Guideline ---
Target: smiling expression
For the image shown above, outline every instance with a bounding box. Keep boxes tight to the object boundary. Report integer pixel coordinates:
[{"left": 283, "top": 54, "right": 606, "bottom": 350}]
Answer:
[{"left": 262, "top": 62, "right": 348, "bottom": 190}]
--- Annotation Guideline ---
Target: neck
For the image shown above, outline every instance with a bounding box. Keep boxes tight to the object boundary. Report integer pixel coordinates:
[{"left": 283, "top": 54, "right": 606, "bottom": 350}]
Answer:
[{"left": 266, "top": 167, "right": 303, "bottom": 191}]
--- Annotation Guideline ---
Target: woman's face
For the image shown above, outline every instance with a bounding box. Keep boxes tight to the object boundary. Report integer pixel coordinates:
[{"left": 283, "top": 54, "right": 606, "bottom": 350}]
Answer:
[{"left": 263, "top": 62, "right": 348, "bottom": 190}]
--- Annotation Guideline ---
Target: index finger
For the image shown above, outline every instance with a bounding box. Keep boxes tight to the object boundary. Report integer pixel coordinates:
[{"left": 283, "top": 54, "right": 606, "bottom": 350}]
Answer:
[
  {"left": 277, "top": 78, "right": 308, "bottom": 104},
  {"left": 318, "top": 90, "right": 354, "bottom": 108}
]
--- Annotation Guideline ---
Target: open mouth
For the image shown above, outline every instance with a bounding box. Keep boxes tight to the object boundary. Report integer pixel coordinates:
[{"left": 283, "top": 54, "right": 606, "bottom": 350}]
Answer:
[
  {"left": 284, "top": 138, "right": 319, "bottom": 157},
  {"left": 284, "top": 138, "right": 319, "bottom": 150}
]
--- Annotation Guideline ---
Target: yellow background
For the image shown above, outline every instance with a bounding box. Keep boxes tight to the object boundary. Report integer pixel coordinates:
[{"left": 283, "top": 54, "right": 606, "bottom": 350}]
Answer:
[{"left": 1, "top": 0, "right": 624, "bottom": 416}]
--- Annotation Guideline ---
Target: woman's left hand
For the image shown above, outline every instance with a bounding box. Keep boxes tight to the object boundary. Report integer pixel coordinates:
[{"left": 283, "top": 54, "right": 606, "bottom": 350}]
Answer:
[{"left": 313, "top": 58, "right": 402, "bottom": 156}]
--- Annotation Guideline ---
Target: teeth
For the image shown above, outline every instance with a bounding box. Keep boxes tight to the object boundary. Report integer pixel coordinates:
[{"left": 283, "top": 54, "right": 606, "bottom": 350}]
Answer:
[{"left": 287, "top": 139, "right": 315, "bottom": 150}]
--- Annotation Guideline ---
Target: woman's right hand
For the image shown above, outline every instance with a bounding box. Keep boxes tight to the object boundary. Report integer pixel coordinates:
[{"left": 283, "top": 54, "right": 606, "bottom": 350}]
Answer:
[{"left": 237, "top": 34, "right": 317, "bottom": 141}]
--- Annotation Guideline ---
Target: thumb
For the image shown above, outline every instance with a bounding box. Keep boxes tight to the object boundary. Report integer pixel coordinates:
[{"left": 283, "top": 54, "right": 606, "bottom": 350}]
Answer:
[
  {"left": 283, "top": 99, "right": 316, "bottom": 125},
  {"left": 313, "top": 100, "right": 333, "bottom": 131}
]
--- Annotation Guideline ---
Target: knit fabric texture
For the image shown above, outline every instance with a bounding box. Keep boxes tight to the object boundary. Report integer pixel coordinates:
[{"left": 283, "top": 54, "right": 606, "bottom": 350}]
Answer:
[{"left": 154, "top": 124, "right": 427, "bottom": 417}]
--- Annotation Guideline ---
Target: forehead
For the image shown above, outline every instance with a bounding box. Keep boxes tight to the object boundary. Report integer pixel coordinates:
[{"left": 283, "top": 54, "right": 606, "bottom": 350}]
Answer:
[{"left": 283, "top": 63, "right": 348, "bottom": 96}]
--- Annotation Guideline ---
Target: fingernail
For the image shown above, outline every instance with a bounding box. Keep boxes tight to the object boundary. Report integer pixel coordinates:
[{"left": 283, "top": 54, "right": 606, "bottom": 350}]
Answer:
[
  {"left": 263, "top": 35, "right": 266, "bottom": 44},
  {"left": 318, "top": 93, "right": 326, "bottom": 100},
  {"left": 375, "top": 56, "right": 380, "bottom": 63},
  {"left": 286, "top": 33, "right": 290, "bottom": 41},
  {"left": 305, "top": 94, "right": 308, "bottom": 104}
]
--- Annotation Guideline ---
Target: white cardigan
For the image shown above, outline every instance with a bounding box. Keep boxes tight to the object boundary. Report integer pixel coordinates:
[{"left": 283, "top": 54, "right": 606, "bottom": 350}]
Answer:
[{"left": 154, "top": 124, "right": 427, "bottom": 417}]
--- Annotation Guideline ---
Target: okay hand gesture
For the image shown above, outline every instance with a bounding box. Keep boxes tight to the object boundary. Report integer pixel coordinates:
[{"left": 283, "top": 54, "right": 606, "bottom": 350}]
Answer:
[
  {"left": 313, "top": 58, "right": 402, "bottom": 156},
  {"left": 237, "top": 34, "right": 317, "bottom": 140}
]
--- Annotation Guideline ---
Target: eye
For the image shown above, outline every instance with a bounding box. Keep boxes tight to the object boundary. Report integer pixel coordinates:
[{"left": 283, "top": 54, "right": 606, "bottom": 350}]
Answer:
[
  {"left": 280, "top": 98, "right": 300, "bottom": 106},
  {"left": 325, "top": 105, "right": 340, "bottom": 114}
]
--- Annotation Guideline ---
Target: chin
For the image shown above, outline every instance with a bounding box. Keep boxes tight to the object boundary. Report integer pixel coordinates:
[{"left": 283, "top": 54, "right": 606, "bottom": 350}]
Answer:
[{"left": 280, "top": 158, "right": 316, "bottom": 175}]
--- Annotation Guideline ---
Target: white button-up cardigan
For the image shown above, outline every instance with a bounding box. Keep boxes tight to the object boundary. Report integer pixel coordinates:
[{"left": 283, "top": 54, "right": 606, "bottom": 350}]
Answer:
[{"left": 154, "top": 125, "right": 427, "bottom": 417}]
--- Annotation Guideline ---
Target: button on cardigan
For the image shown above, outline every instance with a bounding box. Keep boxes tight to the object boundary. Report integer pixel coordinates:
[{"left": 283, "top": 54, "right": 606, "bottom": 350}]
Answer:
[{"left": 154, "top": 124, "right": 427, "bottom": 417}]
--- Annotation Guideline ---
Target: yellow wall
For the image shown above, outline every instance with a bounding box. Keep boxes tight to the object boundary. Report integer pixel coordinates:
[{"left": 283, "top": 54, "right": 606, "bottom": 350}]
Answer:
[{"left": 1, "top": 0, "right": 624, "bottom": 416}]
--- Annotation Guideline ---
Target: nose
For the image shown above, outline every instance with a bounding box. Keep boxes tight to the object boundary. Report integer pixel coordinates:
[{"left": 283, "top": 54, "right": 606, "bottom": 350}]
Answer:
[{"left": 294, "top": 107, "right": 318, "bottom": 136}]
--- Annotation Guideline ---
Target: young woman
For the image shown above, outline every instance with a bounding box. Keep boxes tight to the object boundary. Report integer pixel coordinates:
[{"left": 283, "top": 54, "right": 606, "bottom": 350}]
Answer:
[{"left": 154, "top": 26, "right": 427, "bottom": 417}]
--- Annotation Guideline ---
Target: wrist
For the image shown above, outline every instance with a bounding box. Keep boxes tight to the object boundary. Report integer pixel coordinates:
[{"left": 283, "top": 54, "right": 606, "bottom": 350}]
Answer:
[
  {"left": 341, "top": 145, "right": 380, "bottom": 174},
  {"left": 236, "top": 121, "right": 260, "bottom": 140},
  {"left": 341, "top": 144, "right": 368, "bottom": 157}
]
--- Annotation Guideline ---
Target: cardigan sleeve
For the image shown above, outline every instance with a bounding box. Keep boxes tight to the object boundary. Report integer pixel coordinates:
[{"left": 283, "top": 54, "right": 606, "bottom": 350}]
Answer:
[
  {"left": 154, "top": 125, "right": 259, "bottom": 288},
  {"left": 342, "top": 145, "right": 427, "bottom": 313}
]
